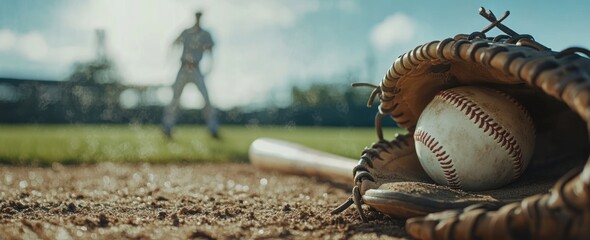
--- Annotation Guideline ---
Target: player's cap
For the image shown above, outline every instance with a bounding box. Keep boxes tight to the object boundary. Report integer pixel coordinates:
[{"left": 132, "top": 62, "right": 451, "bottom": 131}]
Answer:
[{"left": 195, "top": 11, "right": 203, "bottom": 17}]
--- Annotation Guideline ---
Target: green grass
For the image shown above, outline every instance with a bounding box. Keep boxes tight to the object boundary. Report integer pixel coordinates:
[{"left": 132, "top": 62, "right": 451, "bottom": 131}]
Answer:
[{"left": 0, "top": 124, "right": 405, "bottom": 166}]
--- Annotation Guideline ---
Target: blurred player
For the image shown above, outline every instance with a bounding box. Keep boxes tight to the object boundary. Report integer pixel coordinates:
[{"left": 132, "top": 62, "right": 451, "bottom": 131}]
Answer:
[{"left": 162, "top": 11, "right": 219, "bottom": 139}]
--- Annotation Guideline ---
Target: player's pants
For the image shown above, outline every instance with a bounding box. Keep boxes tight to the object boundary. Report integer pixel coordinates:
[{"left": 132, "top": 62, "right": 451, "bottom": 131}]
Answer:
[{"left": 162, "top": 64, "right": 218, "bottom": 135}]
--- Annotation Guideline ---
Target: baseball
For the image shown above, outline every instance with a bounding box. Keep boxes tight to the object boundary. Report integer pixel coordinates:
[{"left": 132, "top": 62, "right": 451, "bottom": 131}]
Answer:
[{"left": 414, "top": 86, "right": 535, "bottom": 191}]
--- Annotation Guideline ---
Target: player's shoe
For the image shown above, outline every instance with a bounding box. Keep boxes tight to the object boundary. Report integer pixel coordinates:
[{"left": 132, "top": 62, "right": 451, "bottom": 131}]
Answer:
[
  {"left": 210, "top": 128, "right": 220, "bottom": 140},
  {"left": 162, "top": 125, "right": 173, "bottom": 139}
]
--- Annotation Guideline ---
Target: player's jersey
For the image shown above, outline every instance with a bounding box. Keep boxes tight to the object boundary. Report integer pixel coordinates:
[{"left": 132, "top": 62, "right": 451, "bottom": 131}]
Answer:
[{"left": 179, "top": 27, "right": 214, "bottom": 64}]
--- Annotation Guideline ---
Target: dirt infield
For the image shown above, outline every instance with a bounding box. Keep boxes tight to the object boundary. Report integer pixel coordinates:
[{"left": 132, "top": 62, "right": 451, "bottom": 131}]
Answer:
[{"left": 0, "top": 163, "right": 408, "bottom": 239}]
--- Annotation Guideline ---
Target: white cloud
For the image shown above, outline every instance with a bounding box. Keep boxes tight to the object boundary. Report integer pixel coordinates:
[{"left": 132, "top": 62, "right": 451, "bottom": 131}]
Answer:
[
  {"left": 370, "top": 13, "right": 416, "bottom": 51},
  {"left": 18, "top": 32, "right": 50, "bottom": 61},
  {"left": 0, "top": 30, "right": 91, "bottom": 66},
  {"left": 0, "top": 29, "right": 16, "bottom": 51}
]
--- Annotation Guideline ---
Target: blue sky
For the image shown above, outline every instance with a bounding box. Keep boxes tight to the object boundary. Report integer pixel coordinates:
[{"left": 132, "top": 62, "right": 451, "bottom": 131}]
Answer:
[{"left": 1, "top": 0, "right": 589, "bottom": 109}]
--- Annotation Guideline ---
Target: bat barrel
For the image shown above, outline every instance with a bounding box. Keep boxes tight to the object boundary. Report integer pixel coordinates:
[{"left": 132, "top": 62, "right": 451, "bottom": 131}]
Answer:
[{"left": 249, "top": 138, "right": 356, "bottom": 182}]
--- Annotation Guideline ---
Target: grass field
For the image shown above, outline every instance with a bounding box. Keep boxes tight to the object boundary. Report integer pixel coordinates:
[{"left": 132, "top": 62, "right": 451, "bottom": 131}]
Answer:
[{"left": 0, "top": 124, "right": 405, "bottom": 166}]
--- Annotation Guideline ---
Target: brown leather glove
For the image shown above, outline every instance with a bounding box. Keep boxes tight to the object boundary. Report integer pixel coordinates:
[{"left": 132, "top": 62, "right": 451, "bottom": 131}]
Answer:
[{"left": 332, "top": 7, "right": 590, "bottom": 239}]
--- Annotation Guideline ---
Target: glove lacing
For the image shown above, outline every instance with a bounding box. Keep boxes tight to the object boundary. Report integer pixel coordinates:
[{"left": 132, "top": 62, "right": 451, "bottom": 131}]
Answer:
[
  {"left": 330, "top": 135, "right": 411, "bottom": 222},
  {"left": 331, "top": 82, "right": 411, "bottom": 222}
]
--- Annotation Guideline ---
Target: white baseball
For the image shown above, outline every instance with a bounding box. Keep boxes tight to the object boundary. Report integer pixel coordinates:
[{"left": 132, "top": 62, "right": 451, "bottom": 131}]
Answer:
[{"left": 414, "top": 86, "right": 535, "bottom": 191}]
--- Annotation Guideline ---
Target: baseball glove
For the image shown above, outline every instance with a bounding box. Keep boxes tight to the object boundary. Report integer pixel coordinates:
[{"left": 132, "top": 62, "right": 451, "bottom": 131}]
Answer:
[{"left": 332, "top": 8, "right": 590, "bottom": 239}]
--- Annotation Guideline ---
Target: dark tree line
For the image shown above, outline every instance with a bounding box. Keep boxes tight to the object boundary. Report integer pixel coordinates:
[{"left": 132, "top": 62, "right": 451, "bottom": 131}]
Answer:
[
  {"left": 1, "top": 78, "right": 387, "bottom": 127},
  {"left": 217, "top": 83, "right": 380, "bottom": 127}
]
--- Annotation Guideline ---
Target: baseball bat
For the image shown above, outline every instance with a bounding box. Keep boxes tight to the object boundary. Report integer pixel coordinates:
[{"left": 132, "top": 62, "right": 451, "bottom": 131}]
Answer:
[{"left": 249, "top": 138, "right": 357, "bottom": 182}]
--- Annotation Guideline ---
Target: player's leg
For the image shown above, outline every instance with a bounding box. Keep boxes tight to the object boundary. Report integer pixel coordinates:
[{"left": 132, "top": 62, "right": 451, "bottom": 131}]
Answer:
[
  {"left": 162, "top": 67, "right": 188, "bottom": 138},
  {"left": 193, "top": 70, "right": 219, "bottom": 138}
]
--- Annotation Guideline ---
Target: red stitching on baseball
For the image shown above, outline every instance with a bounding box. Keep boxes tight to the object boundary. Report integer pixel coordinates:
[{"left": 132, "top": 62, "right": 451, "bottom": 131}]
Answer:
[
  {"left": 414, "top": 129, "right": 462, "bottom": 188},
  {"left": 437, "top": 89, "right": 526, "bottom": 179}
]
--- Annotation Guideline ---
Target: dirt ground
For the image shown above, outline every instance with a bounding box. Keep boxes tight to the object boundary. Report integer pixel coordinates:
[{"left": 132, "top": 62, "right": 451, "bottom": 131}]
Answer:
[{"left": 0, "top": 163, "right": 409, "bottom": 240}]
